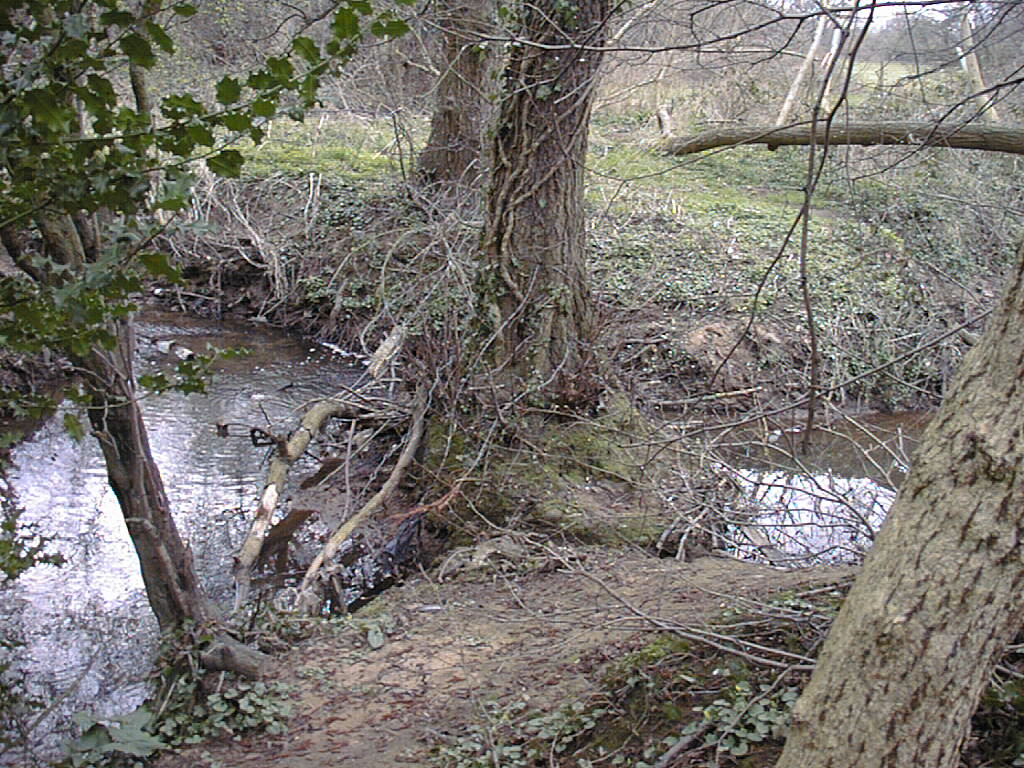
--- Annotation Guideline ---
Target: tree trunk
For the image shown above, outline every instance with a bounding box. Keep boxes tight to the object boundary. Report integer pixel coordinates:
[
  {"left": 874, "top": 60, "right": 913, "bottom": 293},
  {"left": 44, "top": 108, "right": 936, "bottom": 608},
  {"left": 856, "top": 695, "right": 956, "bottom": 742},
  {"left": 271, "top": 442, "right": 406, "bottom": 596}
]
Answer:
[
  {"left": 418, "top": 0, "right": 496, "bottom": 189},
  {"left": 77, "top": 326, "right": 213, "bottom": 632},
  {"left": 775, "top": 16, "right": 827, "bottom": 127},
  {"left": 661, "top": 121, "right": 1024, "bottom": 156},
  {"left": 477, "top": 0, "right": 608, "bottom": 401},
  {"left": 776, "top": 240, "right": 1024, "bottom": 768}
]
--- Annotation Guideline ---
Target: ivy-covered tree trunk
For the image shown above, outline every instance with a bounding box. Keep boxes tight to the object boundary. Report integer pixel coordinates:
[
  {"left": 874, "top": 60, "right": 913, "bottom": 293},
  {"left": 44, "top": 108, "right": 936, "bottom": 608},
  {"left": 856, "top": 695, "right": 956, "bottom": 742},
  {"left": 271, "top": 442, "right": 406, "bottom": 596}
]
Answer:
[
  {"left": 418, "top": 0, "right": 496, "bottom": 188},
  {"left": 478, "top": 0, "right": 608, "bottom": 401},
  {"left": 776, "top": 240, "right": 1024, "bottom": 768}
]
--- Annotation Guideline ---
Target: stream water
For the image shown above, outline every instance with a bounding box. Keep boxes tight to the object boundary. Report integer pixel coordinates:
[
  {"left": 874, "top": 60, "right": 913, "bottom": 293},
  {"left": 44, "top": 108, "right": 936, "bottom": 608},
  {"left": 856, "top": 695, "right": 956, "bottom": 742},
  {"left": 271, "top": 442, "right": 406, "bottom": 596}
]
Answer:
[
  {"left": 1, "top": 309, "right": 931, "bottom": 761},
  {"left": 2, "top": 311, "right": 362, "bottom": 762}
]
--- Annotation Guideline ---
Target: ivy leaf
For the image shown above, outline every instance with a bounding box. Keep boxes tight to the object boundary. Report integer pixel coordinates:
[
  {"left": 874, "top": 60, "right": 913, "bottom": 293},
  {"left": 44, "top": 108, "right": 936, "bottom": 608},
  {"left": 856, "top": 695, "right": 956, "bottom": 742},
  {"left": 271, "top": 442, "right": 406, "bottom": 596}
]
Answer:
[
  {"left": 206, "top": 149, "right": 245, "bottom": 178},
  {"left": 120, "top": 33, "right": 155, "bottom": 68},
  {"left": 172, "top": 3, "right": 198, "bottom": 16},
  {"left": 216, "top": 77, "right": 242, "bottom": 105},
  {"left": 63, "top": 412, "right": 86, "bottom": 442}
]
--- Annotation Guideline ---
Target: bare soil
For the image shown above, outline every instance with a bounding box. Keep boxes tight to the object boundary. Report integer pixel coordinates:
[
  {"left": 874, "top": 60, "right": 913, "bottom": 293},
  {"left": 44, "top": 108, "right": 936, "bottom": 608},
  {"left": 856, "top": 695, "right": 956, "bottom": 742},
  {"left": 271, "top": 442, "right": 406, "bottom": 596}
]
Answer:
[{"left": 156, "top": 549, "right": 854, "bottom": 768}]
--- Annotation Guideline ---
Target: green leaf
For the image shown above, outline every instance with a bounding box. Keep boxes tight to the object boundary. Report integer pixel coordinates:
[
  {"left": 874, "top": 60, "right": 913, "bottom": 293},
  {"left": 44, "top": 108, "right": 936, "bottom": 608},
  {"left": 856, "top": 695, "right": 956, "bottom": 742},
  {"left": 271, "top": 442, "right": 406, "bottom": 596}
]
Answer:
[
  {"left": 24, "top": 89, "right": 70, "bottom": 131},
  {"left": 333, "top": 7, "right": 360, "bottom": 39},
  {"left": 206, "top": 149, "right": 245, "bottom": 178},
  {"left": 139, "top": 252, "right": 180, "bottom": 281},
  {"left": 292, "top": 36, "right": 320, "bottom": 64},
  {"left": 63, "top": 412, "right": 86, "bottom": 442},
  {"left": 120, "top": 33, "right": 156, "bottom": 68},
  {"left": 266, "top": 56, "right": 294, "bottom": 80},
  {"left": 370, "top": 17, "right": 409, "bottom": 38},
  {"left": 252, "top": 98, "right": 277, "bottom": 118},
  {"left": 216, "top": 76, "right": 242, "bottom": 105},
  {"left": 172, "top": 3, "right": 198, "bottom": 16},
  {"left": 99, "top": 10, "right": 136, "bottom": 27},
  {"left": 222, "top": 111, "right": 253, "bottom": 132},
  {"left": 146, "top": 21, "right": 175, "bottom": 54},
  {"left": 186, "top": 123, "right": 215, "bottom": 147}
]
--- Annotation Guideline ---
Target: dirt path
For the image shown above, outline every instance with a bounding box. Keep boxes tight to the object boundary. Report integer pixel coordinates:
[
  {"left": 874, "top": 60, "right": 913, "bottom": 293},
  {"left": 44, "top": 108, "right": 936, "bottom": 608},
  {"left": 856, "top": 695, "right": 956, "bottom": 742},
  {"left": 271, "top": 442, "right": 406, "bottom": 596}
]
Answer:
[{"left": 157, "top": 549, "right": 854, "bottom": 768}]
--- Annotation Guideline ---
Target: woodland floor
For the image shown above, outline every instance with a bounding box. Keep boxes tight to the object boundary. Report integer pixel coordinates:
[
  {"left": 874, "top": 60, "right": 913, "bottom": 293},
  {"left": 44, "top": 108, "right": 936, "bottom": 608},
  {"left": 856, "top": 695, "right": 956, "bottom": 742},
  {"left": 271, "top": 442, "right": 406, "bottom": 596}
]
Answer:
[{"left": 155, "top": 551, "right": 854, "bottom": 768}]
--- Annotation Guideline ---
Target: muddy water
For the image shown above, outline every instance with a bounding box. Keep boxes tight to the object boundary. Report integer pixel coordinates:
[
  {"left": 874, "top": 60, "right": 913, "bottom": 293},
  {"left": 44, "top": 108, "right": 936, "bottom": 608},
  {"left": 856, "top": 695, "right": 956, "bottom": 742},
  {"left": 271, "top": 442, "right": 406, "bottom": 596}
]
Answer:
[{"left": 2, "top": 311, "right": 361, "bottom": 761}]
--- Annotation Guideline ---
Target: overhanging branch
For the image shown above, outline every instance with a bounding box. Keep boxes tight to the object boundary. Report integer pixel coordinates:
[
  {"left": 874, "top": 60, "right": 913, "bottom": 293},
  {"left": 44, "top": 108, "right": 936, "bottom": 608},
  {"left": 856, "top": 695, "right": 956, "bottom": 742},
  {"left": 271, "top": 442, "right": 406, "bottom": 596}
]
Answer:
[{"left": 660, "top": 121, "right": 1024, "bottom": 156}]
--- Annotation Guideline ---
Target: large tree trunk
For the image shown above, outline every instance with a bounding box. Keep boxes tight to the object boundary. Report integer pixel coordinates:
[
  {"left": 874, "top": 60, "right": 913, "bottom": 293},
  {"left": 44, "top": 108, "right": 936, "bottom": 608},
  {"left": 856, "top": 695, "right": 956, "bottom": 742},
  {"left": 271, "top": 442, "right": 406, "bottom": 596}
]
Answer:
[
  {"left": 776, "top": 240, "right": 1024, "bottom": 768},
  {"left": 418, "top": 0, "right": 496, "bottom": 189},
  {"left": 477, "top": 0, "right": 608, "bottom": 400}
]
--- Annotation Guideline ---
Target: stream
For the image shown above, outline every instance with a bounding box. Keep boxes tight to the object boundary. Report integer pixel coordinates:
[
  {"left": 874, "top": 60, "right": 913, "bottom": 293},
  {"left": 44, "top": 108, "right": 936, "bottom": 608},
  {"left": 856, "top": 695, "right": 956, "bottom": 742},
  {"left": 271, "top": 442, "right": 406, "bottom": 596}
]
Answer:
[
  {"left": 1, "top": 309, "right": 930, "bottom": 762},
  {"left": 2, "top": 311, "right": 362, "bottom": 762}
]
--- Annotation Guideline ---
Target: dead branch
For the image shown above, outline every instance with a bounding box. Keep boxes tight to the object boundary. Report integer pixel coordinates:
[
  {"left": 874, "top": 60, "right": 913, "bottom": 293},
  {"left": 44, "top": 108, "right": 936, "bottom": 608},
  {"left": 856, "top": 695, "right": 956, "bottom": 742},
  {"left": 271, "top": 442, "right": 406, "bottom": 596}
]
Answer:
[
  {"left": 660, "top": 121, "right": 1024, "bottom": 157},
  {"left": 232, "top": 391, "right": 410, "bottom": 609},
  {"left": 296, "top": 386, "right": 428, "bottom": 608}
]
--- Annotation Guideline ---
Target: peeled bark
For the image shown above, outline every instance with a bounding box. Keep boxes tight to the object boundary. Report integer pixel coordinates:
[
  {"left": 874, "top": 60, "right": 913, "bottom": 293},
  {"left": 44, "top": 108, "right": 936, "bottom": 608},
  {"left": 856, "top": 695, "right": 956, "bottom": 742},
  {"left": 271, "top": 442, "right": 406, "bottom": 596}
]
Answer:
[
  {"left": 478, "top": 0, "right": 608, "bottom": 398},
  {"left": 661, "top": 121, "right": 1024, "bottom": 156},
  {"left": 776, "top": 240, "right": 1024, "bottom": 768}
]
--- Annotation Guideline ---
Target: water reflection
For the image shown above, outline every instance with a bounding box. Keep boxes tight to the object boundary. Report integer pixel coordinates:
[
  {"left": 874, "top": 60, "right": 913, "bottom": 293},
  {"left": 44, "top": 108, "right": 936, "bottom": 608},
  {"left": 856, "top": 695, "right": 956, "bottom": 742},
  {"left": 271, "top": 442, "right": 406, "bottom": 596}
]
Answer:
[
  {"left": 704, "top": 412, "right": 929, "bottom": 567},
  {"left": 2, "top": 311, "right": 360, "bottom": 762}
]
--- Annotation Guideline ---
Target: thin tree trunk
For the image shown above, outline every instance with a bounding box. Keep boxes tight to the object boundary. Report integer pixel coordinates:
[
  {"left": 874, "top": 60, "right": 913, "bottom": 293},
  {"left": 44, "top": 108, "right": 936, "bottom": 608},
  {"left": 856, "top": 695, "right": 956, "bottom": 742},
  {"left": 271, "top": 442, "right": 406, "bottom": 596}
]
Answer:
[
  {"left": 960, "top": 11, "right": 1001, "bottom": 123},
  {"left": 776, "top": 240, "right": 1024, "bottom": 768},
  {"left": 775, "top": 16, "right": 827, "bottom": 127},
  {"left": 78, "top": 328, "right": 212, "bottom": 630},
  {"left": 477, "top": 0, "right": 608, "bottom": 401}
]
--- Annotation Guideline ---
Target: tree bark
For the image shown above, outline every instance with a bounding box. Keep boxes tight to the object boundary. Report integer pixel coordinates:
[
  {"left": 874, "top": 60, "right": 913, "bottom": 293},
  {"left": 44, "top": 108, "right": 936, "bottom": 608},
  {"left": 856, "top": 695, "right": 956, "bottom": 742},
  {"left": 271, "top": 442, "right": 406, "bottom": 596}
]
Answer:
[
  {"left": 477, "top": 0, "right": 609, "bottom": 400},
  {"left": 776, "top": 239, "right": 1024, "bottom": 768},
  {"left": 661, "top": 121, "right": 1024, "bottom": 156},
  {"left": 78, "top": 327, "right": 213, "bottom": 632},
  {"left": 418, "top": 0, "right": 496, "bottom": 189}
]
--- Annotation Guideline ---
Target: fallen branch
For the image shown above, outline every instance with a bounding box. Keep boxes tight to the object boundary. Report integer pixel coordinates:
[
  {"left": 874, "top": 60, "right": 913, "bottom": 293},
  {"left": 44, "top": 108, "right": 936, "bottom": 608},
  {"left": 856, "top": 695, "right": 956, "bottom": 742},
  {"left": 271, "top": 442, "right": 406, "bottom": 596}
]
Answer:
[
  {"left": 660, "top": 120, "right": 1024, "bottom": 157},
  {"left": 232, "top": 392, "right": 410, "bottom": 609},
  {"left": 296, "top": 386, "right": 429, "bottom": 608}
]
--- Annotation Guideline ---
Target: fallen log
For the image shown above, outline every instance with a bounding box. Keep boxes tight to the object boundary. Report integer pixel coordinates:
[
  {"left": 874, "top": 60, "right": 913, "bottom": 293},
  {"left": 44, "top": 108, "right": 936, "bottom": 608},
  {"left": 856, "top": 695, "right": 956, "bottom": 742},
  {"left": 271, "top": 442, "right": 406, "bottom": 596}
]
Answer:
[{"left": 660, "top": 121, "right": 1024, "bottom": 157}]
